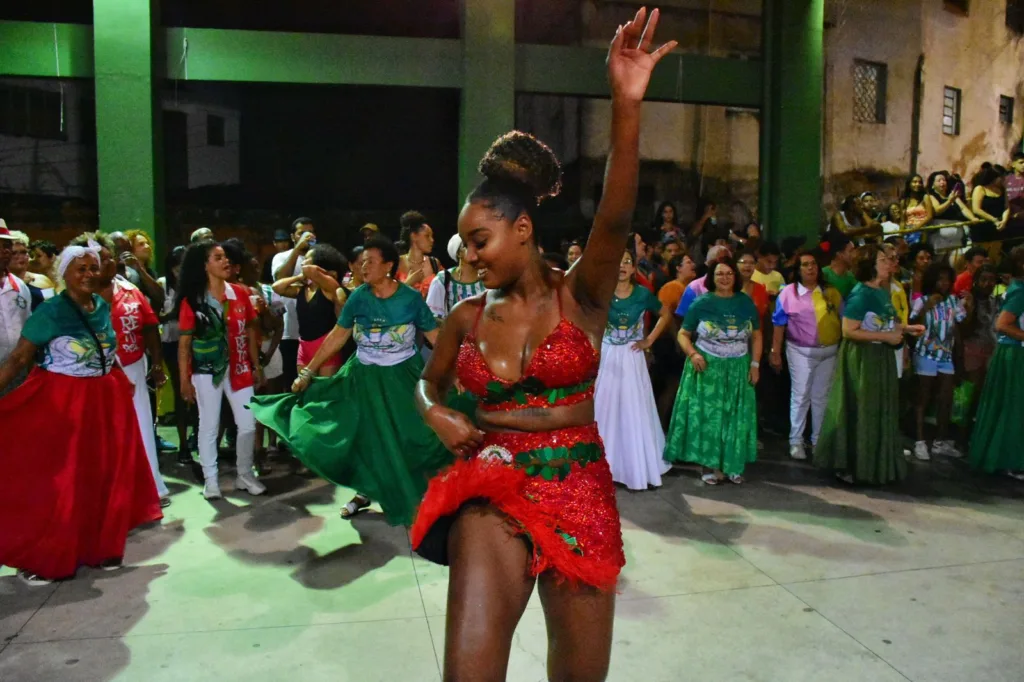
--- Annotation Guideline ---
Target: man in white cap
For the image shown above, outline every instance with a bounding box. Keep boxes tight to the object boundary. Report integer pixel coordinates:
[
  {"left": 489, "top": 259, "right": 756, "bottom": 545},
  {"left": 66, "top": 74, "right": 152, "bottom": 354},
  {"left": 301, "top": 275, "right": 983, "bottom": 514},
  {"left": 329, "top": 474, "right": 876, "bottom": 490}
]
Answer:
[{"left": 0, "top": 220, "right": 33, "bottom": 396}]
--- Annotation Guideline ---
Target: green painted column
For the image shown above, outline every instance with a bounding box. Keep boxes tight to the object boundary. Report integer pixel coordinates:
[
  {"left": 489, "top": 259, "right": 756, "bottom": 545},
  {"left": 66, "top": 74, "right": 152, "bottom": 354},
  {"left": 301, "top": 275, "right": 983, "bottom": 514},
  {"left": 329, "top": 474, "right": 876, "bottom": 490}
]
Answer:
[
  {"left": 759, "top": 0, "right": 824, "bottom": 242},
  {"left": 93, "top": 0, "right": 164, "bottom": 259},
  {"left": 458, "top": 0, "right": 516, "bottom": 204}
]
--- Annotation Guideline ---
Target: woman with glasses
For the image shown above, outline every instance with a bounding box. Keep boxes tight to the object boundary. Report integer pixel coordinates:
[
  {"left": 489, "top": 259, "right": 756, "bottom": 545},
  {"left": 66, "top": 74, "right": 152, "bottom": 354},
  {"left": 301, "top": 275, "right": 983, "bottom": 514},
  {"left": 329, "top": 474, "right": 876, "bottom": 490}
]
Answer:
[{"left": 769, "top": 250, "right": 843, "bottom": 460}]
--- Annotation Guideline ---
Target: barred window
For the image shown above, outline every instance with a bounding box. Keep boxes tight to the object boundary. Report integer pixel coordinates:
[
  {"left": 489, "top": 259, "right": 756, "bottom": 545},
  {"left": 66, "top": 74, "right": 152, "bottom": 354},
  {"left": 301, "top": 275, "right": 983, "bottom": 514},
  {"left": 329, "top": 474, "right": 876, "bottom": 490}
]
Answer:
[
  {"left": 943, "top": 87, "right": 961, "bottom": 136},
  {"left": 999, "top": 96, "right": 1014, "bottom": 126},
  {"left": 853, "top": 60, "right": 887, "bottom": 124},
  {"left": 0, "top": 85, "right": 66, "bottom": 140}
]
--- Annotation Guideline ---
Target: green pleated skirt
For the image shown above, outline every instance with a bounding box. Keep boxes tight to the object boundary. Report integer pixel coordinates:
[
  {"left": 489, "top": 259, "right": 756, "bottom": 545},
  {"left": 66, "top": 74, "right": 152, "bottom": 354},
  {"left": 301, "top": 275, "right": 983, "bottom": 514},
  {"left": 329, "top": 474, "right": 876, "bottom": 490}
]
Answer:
[
  {"left": 969, "top": 344, "right": 1024, "bottom": 473},
  {"left": 664, "top": 353, "right": 758, "bottom": 476},
  {"left": 248, "top": 353, "right": 453, "bottom": 526},
  {"left": 813, "top": 340, "right": 906, "bottom": 484}
]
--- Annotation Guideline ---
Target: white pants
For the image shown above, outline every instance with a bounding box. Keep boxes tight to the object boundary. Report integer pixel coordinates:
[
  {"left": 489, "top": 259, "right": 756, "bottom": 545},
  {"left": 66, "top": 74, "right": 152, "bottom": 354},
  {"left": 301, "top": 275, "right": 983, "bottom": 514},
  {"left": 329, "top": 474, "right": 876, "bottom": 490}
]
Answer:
[
  {"left": 786, "top": 344, "right": 838, "bottom": 446},
  {"left": 192, "top": 374, "right": 256, "bottom": 482},
  {"left": 123, "top": 358, "right": 169, "bottom": 498}
]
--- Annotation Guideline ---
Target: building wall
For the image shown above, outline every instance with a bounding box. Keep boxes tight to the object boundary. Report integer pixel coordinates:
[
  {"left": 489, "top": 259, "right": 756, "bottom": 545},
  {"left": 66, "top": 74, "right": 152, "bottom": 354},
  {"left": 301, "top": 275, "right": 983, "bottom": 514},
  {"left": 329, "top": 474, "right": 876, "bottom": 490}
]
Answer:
[
  {"left": 162, "top": 101, "right": 241, "bottom": 189},
  {"left": 0, "top": 78, "right": 240, "bottom": 202},
  {"left": 0, "top": 78, "right": 94, "bottom": 199},
  {"left": 823, "top": 0, "right": 1024, "bottom": 212},
  {"left": 917, "top": 0, "right": 1024, "bottom": 178},
  {"left": 822, "top": 0, "right": 924, "bottom": 209}
]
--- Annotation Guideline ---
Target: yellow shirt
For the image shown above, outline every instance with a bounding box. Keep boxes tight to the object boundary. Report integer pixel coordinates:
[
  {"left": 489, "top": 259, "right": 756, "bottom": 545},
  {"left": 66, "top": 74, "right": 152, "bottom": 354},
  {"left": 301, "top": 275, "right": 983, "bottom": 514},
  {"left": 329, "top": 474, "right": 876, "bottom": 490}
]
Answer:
[
  {"left": 751, "top": 269, "right": 785, "bottom": 296},
  {"left": 890, "top": 282, "right": 909, "bottom": 325}
]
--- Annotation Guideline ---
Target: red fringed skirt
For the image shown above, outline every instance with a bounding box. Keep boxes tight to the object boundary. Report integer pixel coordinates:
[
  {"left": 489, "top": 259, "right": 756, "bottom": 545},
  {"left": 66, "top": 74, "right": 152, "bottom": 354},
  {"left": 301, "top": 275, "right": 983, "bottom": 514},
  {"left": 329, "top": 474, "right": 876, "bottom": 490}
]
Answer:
[
  {"left": 0, "top": 368, "right": 163, "bottom": 580},
  {"left": 410, "top": 423, "right": 624, "bottom": 591}
]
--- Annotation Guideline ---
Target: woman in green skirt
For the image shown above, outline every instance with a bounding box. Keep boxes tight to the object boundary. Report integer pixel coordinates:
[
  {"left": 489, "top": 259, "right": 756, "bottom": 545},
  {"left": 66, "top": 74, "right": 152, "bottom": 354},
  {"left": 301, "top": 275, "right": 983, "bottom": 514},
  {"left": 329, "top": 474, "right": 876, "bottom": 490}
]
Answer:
[
  {"left": 969, "top": 245, "right": 1024, "bottom": 479},
  {"left": 814, "top": 245, "right": 924, "bottom": 484},
  {"left": 665, "top": 258, "right": 762, "bottom": 484},
  {"left": 249, "top": 236, "right": 452, "bottom": 524}
]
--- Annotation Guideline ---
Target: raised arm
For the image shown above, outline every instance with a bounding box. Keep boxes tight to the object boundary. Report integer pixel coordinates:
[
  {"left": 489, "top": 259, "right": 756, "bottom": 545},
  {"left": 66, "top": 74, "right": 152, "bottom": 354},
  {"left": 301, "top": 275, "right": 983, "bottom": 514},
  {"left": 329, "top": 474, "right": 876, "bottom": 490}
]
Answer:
[
  {"left": 569, "top": 8, "right": 676, "bottom": 310},
  {"left": 272, "top": 274, "right": 304, "bottom": 299}
]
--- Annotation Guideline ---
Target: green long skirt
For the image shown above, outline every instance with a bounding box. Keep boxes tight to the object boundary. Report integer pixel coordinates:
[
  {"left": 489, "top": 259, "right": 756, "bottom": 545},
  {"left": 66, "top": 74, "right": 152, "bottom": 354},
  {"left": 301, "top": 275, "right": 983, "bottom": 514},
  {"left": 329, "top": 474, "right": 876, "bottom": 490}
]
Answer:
[
  {"left": 969, "top": 344, "right": 1024, "bottom": 473},
  {"left": 813, "top": 340, "right": 906, "bottom": 484},
  {"left": 249, "top": 354, "right": 452, "bottom": 526},
  {"left": 664, "top": 354, "right": 758, "bottom": 476}
]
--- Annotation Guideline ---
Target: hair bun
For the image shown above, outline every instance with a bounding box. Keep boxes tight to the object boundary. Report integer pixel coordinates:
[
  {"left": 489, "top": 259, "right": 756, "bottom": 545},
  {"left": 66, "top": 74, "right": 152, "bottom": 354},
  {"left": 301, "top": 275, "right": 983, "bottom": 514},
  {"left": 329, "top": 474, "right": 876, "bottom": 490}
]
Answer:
[{"left": 478, "top": 131, "right": 562, "bottom": 204}]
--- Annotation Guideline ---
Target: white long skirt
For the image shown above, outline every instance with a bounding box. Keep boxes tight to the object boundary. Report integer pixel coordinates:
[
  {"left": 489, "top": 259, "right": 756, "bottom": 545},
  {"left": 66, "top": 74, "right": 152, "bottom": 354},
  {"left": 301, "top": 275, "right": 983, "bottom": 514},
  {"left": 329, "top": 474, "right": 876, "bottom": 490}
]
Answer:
[{"left": 594, "top": 341, "right": 670, "bottom": 490}]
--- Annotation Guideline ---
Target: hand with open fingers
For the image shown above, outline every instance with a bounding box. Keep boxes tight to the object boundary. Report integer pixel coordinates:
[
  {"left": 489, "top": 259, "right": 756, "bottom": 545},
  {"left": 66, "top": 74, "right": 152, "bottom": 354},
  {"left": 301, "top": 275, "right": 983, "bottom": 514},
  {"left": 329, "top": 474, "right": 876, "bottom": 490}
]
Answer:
[
  {"left": 607, "top": 7, "right": 678, "bottom": 103},
  {"left": 426, "top": 405, "right": 485, "bottom": 458}
]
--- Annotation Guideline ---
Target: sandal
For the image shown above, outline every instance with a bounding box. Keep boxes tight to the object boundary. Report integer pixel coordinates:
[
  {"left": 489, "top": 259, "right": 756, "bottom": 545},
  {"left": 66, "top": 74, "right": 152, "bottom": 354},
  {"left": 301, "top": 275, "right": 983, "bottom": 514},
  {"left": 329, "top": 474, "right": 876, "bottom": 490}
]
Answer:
[
  {"left": 701, "top": 472, "right": 724, "bottom": 486},
  {"left": 340, "top": 495, "right": 371, "bottom": 518},
  {"left": 728, "top": 474, "right": 744, "bottom": 485}
]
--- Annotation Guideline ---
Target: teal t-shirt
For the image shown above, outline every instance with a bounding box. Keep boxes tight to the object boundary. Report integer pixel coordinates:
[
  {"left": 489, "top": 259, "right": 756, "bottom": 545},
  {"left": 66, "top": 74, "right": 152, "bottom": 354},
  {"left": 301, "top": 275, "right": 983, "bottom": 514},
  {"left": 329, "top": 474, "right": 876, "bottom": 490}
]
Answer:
[
  {"left": 843, "top": 283, "right": 896, "bottom": 342},
  {"left": 823, "top": 266, "right": 857, "bottom": 300},
  {"left": 338, "top": 283, "right": 437, "bottom": 366},
  {"left": 604, "top": 285, "right": 661, "bottom": 345},
  {"left": 21, "top": 293, "right": 117, "bottom": 377},
  {"left": 997, "top": 279, "right": 1024, "bottom": 346},
  {"left": 683, "top": 292, "right": 760, "bottom": 359}
]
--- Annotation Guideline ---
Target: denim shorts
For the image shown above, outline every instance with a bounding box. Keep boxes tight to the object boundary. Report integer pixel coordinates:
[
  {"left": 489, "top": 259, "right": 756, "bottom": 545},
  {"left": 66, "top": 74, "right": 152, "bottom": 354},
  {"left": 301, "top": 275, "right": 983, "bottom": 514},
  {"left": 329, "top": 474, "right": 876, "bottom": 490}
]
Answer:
[{"left": 913, "top": 354, "right": 954, "bottom": 377}]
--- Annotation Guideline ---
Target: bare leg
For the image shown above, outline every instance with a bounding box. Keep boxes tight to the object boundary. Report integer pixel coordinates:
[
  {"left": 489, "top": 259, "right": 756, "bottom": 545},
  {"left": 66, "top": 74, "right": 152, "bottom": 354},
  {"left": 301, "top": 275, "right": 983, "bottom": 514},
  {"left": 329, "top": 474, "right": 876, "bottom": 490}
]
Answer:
[
  {"left": 444, "top": 505, "right": 536, "bottom": 682},
  {"left": 915, "top": 375, "right": 935, "bottom": 443},
  {"left": 538, "top": 573, "right": 616, "bottom": 682},
  {"left": 935, "top": 373, "right": 956, "bottom": 441}
]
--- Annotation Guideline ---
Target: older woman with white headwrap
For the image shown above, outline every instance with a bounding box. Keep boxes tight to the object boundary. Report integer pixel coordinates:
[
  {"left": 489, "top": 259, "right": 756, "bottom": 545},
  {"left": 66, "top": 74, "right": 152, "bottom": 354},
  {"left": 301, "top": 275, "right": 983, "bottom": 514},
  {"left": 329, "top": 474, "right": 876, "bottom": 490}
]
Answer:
[{"left": 0, "top": 240, "right": 162, "bottom": 586}]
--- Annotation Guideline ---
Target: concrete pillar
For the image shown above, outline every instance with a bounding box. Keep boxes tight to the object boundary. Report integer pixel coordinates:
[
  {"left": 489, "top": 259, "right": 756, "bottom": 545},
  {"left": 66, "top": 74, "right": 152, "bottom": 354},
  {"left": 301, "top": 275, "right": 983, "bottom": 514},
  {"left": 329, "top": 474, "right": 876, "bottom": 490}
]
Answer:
[
  {"left": 458, "top": 0, "right": 516, "bottom": 204},
  {"left": 93, "top": 0, "right": 164, "bottom": 258},
  {"left": 759, "top": 0, "right": 825, "bottom": 242}
]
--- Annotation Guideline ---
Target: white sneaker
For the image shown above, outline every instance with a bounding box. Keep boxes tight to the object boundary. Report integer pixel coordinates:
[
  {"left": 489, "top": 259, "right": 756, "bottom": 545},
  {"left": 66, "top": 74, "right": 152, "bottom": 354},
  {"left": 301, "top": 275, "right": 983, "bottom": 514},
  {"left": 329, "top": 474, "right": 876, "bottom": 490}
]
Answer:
[
  {"left": 18, "top": 570, "right": 53, "bottom": 586},
  {"left": 913, "top": 441, "right": 931, "bottom": 461},
  {"left": 203, "top": 479, "right": 223, "bottom": 500},
  {"left": 235, "top": 471, "right": 267, "bottom": 496},
  {"left": 932, "top": 440, "right": 962, "bottom": 458},
  {"left": 789, "top": 444, "right": 807, "bottom": 460}
]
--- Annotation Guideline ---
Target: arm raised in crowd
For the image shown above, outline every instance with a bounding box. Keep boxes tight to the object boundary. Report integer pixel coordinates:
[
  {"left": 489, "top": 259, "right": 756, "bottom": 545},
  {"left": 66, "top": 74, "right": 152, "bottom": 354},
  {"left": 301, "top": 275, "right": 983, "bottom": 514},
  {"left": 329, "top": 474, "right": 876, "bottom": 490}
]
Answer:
[{"left": 568, "top": 8, "right": 676, "bottom": 311}]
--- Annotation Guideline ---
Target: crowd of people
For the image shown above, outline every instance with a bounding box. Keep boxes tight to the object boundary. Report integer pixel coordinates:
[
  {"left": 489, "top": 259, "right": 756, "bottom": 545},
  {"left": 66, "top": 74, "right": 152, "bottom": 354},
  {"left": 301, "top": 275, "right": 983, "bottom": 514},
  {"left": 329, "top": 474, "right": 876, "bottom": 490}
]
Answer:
[{"left": 0, "top": 10, "right": 1022, "bottom": 679}]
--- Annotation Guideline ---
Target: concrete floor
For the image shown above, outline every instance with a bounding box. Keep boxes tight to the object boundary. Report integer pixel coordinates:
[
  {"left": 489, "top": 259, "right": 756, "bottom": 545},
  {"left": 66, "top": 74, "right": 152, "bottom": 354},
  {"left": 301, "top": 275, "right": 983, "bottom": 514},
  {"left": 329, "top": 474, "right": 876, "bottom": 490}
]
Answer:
[{"left": 2, "top": 439, "right": 1023, "bottom": 682}]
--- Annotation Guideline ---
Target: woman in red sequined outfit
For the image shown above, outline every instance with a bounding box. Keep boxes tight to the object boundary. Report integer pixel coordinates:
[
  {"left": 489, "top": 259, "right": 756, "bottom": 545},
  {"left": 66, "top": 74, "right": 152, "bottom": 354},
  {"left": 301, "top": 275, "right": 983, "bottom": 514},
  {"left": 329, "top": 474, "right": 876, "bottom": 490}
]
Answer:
[{"left": 410, "top": 10, "right": 676, "bottom": 681}]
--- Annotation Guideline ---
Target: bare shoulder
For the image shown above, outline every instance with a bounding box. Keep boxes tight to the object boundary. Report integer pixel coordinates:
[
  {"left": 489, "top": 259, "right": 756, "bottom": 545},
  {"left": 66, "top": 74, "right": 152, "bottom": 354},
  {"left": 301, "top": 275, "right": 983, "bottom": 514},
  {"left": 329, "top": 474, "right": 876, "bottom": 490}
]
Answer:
[{"left": 446, "top": 292, "right": 487, "bottom": 338}]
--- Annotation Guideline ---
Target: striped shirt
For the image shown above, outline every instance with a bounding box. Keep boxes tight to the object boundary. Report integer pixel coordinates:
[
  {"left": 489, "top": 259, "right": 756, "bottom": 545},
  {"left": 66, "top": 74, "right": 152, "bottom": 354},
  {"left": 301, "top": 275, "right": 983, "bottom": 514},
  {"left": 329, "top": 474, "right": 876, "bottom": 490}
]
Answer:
[{"left": 910, "top": 295, "right": 966, "bottom": 362}]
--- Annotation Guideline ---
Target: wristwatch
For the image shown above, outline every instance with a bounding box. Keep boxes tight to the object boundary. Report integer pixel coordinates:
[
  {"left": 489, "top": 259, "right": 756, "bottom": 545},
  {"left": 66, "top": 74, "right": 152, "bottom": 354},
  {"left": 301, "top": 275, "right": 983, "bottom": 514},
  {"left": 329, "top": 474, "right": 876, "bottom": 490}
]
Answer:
[{"left": 750, "top": 360, "right": 760, "bottom": 368}]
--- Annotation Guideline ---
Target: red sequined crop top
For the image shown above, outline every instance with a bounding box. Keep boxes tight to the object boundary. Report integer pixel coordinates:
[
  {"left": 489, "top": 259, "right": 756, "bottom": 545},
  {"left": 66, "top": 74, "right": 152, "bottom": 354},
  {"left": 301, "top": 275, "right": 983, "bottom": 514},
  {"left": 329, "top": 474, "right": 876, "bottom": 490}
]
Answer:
[{"left": 456, "top": 289, "right": 600, "bottom": 412}]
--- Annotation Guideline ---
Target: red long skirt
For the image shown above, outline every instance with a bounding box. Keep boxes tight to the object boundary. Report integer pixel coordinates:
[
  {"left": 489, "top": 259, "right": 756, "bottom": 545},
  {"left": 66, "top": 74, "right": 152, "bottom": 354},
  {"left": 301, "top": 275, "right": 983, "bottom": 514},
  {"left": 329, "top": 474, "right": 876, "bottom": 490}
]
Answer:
[{"left": 0, "top": 368, "right": 163, "bottom": 579}]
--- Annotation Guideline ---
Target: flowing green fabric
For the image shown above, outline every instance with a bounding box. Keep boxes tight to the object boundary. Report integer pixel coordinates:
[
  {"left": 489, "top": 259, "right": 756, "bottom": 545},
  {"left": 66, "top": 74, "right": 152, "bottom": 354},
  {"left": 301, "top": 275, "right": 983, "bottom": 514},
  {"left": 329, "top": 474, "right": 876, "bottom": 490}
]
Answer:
[
  {"left": 249, "top": 353, "right": 452, "bottom": 526},
  {"left": 664, "top": 354, "right": 758, "bottom": 476},
  {"left": 813, "top": 340, "right": 906, "bottom": 484},
  {"left": 969, "top": 344, "right": 1024, "bottom": 473}
]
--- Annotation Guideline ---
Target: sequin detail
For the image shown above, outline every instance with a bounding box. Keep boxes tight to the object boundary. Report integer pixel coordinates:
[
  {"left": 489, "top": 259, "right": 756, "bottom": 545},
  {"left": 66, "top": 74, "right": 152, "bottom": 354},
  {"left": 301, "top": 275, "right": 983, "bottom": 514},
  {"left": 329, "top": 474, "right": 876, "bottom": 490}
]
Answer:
[
  {"left": 411, "top": 423, "right": 624, "bottom": 591},
  {"left": 456, "top": 318, "right": 600, "bottom": 412}
]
